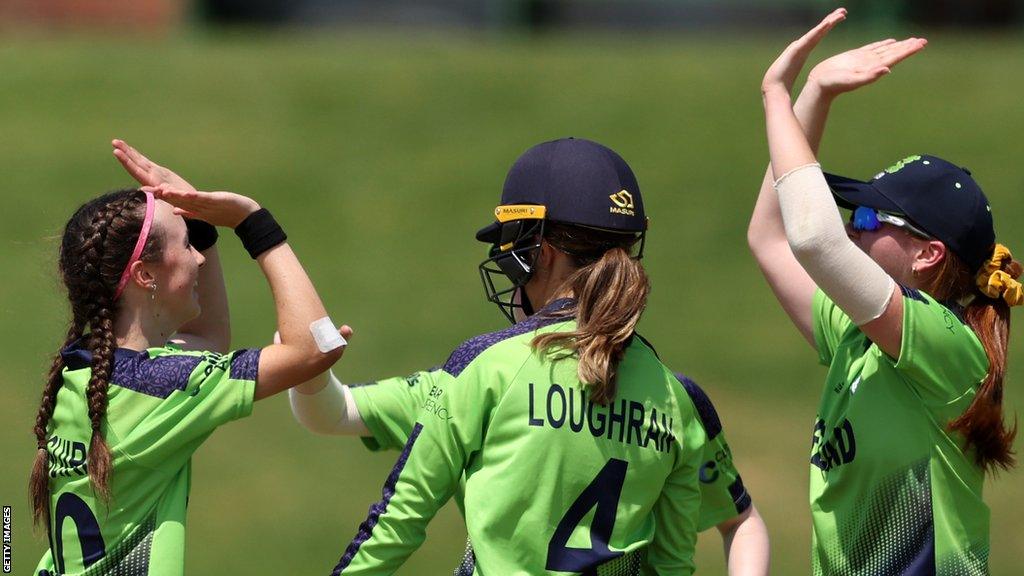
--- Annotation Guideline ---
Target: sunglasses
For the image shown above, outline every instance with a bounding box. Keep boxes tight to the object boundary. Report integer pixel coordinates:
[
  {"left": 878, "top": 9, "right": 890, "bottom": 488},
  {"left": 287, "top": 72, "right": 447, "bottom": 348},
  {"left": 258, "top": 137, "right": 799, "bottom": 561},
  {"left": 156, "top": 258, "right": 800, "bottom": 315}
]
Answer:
[{"left": 850, "top": 206, "right": 932, "bottom": 239}]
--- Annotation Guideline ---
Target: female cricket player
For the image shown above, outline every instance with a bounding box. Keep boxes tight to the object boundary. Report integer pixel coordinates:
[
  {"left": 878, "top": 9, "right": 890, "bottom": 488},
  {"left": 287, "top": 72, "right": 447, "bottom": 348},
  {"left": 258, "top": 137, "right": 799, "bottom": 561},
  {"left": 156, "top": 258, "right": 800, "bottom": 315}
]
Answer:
[
  {"left": 294, "top": 137, "right": 767, "bottom": 575},
  {"left": 292, "top": 371, "right": 766, "bottom": 575},
  {"left": 30, "top": 142, "right": 349, "bottom": 575},
  {"left": 750, "top": 9, "right": 1018, "bottom": 573},
  {"left": 290, "top": 319, "right": 767, "bottom": 568}
]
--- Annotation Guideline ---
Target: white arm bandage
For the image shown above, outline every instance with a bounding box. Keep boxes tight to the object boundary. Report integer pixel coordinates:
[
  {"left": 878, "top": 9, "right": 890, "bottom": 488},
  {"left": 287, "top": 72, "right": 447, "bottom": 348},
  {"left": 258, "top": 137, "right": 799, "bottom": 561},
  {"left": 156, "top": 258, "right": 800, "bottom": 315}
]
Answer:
[
  {"left": 775, "top": 163, "right": 896, "bottom": 325},
  {"left": 288, "top": 370, "right": 367, "bottom": 435}
]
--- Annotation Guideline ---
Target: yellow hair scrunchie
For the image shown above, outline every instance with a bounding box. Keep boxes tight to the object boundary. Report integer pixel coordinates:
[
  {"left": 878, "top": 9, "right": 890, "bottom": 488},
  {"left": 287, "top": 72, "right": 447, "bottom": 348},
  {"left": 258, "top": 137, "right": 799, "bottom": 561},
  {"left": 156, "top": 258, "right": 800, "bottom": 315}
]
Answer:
[{"left": 976, "top": 244, "right": 1024, "bottom": 306}]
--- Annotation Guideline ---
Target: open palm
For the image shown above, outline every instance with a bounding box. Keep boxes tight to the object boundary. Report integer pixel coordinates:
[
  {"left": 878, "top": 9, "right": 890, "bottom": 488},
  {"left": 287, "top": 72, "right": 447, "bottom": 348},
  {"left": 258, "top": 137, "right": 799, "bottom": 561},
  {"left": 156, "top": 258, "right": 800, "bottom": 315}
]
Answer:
[
  {"left": 144, "top": 184, "right": 260, "bottom": 228},
  {"left": 808, "top": 37, "right": 927, "bottom": 97},
  {"left": 112, "top": 139, "right": 198, "bottom": 194},
  {"left": 762, "top": 8, "right": 847, "bottom": 95}
]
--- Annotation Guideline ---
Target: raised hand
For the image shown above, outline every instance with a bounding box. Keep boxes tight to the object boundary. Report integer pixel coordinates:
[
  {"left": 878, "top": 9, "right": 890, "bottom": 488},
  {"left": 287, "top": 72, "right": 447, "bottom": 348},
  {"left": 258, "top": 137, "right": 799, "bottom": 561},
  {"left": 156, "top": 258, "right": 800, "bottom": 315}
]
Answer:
[
  {"left": 762, "top": 8, "right": 847, "bottom": 96},
  {"left": 807, "top": 37, "right": 927, "bottom": 98},
  {"left": 144, "top": 184, "right": 260, "bottom": 228},
  {"left": 112, "top": 139, "right": 198, "bottom": 194}
]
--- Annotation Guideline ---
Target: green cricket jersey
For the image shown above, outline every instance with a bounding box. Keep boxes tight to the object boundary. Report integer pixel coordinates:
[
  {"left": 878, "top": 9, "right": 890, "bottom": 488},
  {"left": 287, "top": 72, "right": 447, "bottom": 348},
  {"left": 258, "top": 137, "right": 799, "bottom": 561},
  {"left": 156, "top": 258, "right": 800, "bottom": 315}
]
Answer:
[
  {"left": 811, "top": 288, "right": 991, "bottom": 575},
  {"left": 35, "top": 340, "right": 259, "bottom": 576},
  {"left": 335, "top": 299, "right": 711, "bottom": 576},
  {"left": 351, "top": 359, "right": 751, "bottom": 533}
]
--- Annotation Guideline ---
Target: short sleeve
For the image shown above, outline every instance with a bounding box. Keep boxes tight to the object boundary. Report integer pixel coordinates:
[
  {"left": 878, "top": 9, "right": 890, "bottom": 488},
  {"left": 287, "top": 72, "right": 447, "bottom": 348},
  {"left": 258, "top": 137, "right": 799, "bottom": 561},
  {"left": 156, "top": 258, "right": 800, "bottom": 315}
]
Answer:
[
  {"left": 894, "top": 289, "right": 988, "bottom": 403},
  {"left": 113, "top": 348, "right": 259, "bottom": 467},
  {"left": 349, "top": 369, "right": 441, "bottom": 452},
  {"left": 695, "top": 432, "right": 751, "bottom": 531},
  {"left": 812, "top": 289, "right": 854, "bottom": 366},
  {"left": 673, "top": 375, "right": 751, "bottom": 531}
]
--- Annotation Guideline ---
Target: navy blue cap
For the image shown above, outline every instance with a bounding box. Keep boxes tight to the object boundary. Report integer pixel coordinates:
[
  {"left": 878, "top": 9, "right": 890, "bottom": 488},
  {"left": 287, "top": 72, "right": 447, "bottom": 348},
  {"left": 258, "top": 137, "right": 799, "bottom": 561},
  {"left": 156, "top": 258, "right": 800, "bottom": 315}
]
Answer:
[
  {"left": 476, "top": 138, "right": 646, "bottom": 243},
  {"left": 824, "top": 154, "right": 995, "bottom": 273}
]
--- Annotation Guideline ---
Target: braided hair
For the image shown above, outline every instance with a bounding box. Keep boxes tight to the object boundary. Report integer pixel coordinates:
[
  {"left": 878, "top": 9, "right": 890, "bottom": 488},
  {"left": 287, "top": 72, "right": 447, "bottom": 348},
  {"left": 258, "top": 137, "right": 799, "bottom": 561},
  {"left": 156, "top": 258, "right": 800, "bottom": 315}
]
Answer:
[{"left": 30, "top": 190, "right": 163, "bottom": 529}]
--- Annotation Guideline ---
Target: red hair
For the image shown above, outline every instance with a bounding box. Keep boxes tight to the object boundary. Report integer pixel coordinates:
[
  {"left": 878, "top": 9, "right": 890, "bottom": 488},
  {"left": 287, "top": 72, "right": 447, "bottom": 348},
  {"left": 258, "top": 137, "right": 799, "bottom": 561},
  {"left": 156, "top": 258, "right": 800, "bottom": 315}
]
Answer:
[{"left": 926, "top": 250, "right": 1019, "bottom": 473}]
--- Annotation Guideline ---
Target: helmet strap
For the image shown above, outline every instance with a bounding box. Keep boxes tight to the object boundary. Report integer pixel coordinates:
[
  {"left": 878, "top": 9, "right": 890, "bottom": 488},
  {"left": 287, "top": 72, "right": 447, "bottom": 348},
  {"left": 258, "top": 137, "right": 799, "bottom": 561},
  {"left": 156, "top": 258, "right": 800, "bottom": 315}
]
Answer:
[{"left": 517, "top": 286, "right": 535, "bottom": 320}]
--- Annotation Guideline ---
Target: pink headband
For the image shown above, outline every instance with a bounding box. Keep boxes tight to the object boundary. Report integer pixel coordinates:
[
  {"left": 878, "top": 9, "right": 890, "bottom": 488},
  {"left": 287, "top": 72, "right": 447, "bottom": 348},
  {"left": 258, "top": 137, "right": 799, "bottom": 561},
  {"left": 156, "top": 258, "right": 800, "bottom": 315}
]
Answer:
[{"left": 113, "top": 191, "right": 156, "bottom": 300}]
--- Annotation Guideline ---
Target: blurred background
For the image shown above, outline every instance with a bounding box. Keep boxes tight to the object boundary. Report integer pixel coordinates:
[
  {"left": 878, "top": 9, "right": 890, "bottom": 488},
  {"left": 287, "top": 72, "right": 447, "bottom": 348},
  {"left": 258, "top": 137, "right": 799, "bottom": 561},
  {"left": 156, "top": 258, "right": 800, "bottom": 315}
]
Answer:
[{"left": 1, "top": 0, "right": 1022, "bottom": 574}]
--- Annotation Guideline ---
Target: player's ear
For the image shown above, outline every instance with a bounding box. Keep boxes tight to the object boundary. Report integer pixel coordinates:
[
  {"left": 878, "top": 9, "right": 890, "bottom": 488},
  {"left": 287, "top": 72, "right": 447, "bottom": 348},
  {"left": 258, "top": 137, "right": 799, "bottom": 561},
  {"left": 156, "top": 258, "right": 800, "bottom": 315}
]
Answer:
[
  {"left": 915, "top": 239, "right": 946, "bottom": 275},
  {"left": 129, "top": 260, "right": 157, "bottom": 292},
  {"left": 536, "top": 240, "right": 558, "bottom": 270}
]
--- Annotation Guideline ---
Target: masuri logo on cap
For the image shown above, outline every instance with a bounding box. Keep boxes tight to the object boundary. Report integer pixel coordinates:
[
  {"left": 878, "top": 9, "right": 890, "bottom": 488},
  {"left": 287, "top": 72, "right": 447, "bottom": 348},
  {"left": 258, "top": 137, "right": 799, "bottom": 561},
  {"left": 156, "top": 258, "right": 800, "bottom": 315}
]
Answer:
[
  {"left": 495, "top": 204, "right": 547, "bottom": 223},
  {"left": 609, "top": 190, "right": 635, "bottom": 215},
  {"left": 482, "top": 137, "right": 647, "bottom": 236}
]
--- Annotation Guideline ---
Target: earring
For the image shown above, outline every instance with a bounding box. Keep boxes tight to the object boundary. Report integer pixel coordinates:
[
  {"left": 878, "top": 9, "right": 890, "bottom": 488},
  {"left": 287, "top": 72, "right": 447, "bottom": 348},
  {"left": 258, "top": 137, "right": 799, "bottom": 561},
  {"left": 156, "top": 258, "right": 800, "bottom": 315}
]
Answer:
[
  {"left": 911, "top": 267, "right": 919, "bottom": 278},
  {"left": 149, "top": 284, "right": 157, "bottom": 300}
]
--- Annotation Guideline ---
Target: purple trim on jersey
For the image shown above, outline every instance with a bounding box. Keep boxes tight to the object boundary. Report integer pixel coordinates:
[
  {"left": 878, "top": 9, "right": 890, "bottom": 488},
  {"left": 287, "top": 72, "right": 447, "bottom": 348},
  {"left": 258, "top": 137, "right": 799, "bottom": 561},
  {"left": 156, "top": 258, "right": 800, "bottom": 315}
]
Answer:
[
  {"left": 59, "top": 341, "right": 98, "bottom": 371},
  {"left": 61, "top": 340, "right": 208, "bottom": 399},
  {"left": 727, "top": 477, "right": 752, "bottom": 515},
  {"left": 120, "top": 352, "right": 201, "bottom": 398},
  {"left": 675, "top": 372, "right": 753, "bottom": 512},
  {"left": 899, "top": 284, "right": 928, "bottom": 304},
  {"left": 229, "top": 349, "right": 260, "bottom": 381},
  {"left": 674, "top": 373, "right": 723, "bottom": 440},
  {"left": 331, "top": 422, "right": 425, "bottom": 576},
  {"left": 348, "top": 368, "right": 442, "bottom": 390},
  {"left": 442, "top": 298, "right": 576, "bottom": 378},
  {"left": 63, "top": 341, "right": 260, "bottom": 396}
]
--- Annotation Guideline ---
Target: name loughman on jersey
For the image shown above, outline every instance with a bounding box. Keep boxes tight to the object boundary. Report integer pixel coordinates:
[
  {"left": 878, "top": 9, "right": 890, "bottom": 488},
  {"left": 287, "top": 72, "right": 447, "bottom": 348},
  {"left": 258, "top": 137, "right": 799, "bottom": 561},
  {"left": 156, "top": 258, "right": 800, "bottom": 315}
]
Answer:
[{"left": 527, "top": 382, "right": 676, "bottom": 453}]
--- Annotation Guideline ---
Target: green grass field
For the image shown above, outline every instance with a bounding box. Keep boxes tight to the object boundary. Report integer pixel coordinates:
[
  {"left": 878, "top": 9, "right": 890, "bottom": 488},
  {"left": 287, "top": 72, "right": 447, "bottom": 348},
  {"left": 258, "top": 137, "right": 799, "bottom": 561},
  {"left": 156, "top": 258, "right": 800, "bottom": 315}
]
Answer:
[{"left": 1, "top": 26, "right": 1022, "bottom": 574}]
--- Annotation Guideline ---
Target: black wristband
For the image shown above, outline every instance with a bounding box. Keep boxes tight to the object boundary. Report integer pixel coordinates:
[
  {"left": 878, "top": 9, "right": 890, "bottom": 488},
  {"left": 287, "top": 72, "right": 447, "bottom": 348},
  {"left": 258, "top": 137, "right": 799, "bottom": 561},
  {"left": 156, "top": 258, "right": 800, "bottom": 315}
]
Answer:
[
  {"left": 234, "top": 208, "right": 287, "bottom": 259},
  {"left": 185, "top": 219, "right": 219, "bottom": 252}
]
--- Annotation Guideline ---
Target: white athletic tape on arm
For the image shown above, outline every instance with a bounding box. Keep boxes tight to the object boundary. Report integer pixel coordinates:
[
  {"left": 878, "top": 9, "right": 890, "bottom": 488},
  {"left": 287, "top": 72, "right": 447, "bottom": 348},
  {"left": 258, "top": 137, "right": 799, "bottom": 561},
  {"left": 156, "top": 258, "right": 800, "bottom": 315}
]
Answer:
[
  {"left": 288, "top": 370, "right": 366, "bottom": 435},
  {"left": 775, "top": 163, "right": 896, "bottom": 325},
  {"left": 309, "top": 316, "right": 346, "bottom": 353}
]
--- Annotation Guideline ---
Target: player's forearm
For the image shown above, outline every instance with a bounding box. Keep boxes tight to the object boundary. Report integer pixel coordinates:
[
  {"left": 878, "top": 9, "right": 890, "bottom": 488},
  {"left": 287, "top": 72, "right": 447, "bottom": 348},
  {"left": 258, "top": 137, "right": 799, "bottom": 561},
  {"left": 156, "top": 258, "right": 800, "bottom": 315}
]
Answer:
[
  {"left": 765, "top": 87, "right": 820, "bottom": 180},
  {"left": 289, "top": 370, "right": 370, "bottom": 436},
  {"left": 720, "top": 506, "right": 770, "bottom": 576},
  {"left": 748, "top": 167, "right": 786, "bottom": 251},
  {"left": 748, "top": 80, "right": 833, "bottom": 252},
  {"left": 254, "top": 242, "right": 344, "bottom": 399},
  {"left": 259, "top": 243, "right": 329, "bottom": 347},
  {"left": 792, "top": 81, "right": 833, "bottom": 156},
  {"left": 774, "top": 164, "right": 894, "bottom": 326}
]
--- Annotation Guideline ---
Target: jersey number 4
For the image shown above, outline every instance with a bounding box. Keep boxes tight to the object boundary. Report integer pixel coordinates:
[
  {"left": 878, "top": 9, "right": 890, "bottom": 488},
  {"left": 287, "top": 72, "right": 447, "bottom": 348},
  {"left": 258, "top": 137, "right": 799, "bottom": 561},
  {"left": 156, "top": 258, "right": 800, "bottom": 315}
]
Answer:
[{"left": 546, "top": 458, "right": 628, "bottom": 573}]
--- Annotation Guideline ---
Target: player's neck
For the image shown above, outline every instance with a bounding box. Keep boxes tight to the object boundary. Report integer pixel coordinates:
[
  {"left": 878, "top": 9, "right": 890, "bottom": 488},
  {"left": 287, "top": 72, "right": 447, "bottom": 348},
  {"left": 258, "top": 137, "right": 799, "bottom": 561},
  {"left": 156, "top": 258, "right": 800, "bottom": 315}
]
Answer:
[
  {"left": 525, "top": 263, "right": 576, "bottom": 312},
  {"left": 113, "top": 300, "right": 180, "bottom": 351}
]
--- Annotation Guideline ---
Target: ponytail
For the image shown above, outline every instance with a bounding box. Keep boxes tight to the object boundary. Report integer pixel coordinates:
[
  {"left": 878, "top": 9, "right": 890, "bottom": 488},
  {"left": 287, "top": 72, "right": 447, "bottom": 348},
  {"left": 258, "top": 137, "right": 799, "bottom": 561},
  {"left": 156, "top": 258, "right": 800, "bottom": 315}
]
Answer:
[
  {"left": 927, "top": 244, "right": 1020, "bottom": 473},
  {"left": 531, "top": 224, "right": 649, "bottom": 406}
]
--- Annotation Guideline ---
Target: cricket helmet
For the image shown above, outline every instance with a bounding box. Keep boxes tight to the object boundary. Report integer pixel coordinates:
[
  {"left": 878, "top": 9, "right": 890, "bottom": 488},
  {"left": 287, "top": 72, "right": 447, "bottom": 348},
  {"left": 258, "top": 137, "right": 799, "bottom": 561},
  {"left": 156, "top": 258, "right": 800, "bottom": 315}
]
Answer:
[{"left": 477, "top": 137, "right": 647, "bottom": 322}]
